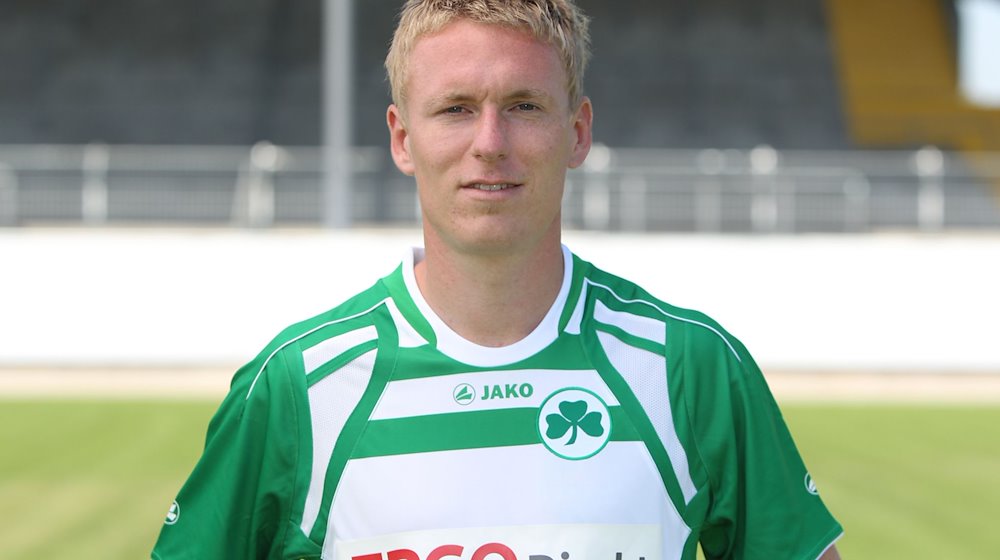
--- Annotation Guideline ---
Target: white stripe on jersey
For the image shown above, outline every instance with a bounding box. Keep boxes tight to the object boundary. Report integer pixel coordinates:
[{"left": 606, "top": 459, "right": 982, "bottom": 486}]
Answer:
[
  {"left": 369, "top": 369, "right": 619, "bottom": 421},
  {"left": 245, "top": 299, "right": 390, "bottom": 399},
  {"left": 302, "top": 326, "right": 378, "bottom": 374},
  {"left": 567, "top": 278, "right": 742, "bottom": 362},
  {"left": 597, "top": 330, "right": 698, "bottom": 504},
  {"left": 246, "top": 297, "right": 427, "bottom": 399},
  {"left": 301, "top": 348, "right": 379, "bottom": 536},
  {"left": 594, "top": 299, "right": 666, "bottom": 344},
  {"left": 324, "top": 443, "right": 691, "bottom": 559}
]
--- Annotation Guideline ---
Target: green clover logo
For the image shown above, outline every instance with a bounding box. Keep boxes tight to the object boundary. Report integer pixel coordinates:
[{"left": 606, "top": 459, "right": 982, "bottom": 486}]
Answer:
[
  {"left": 537, "top": 387, "right": 612, "bottom": 460},
  {"left": 545, "top": 400, "right": 605, "bottom": 445}
]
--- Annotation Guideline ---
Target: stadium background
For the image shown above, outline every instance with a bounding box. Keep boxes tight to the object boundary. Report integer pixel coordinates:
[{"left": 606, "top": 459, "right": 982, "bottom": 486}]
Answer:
[{"left": 2, "top": 0, "right": 999, "bottom": 558}]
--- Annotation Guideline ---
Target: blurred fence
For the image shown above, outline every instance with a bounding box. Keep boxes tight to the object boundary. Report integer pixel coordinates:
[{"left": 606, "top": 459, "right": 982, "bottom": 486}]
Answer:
[{"left": 1, "top": 143, "right": 999, "bottom": 232}]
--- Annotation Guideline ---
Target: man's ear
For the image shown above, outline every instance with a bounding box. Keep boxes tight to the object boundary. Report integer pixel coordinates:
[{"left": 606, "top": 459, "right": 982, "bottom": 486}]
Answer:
[
  {"left": 387, "top": 104, "right": 415, "bottom": 176},
  {"left": 567, "top": 96, "right": 593, "bottom": 169}
]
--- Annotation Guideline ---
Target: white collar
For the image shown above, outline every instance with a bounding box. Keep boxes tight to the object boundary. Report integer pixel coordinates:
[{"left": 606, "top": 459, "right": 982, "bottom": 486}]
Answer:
[{"left": 400, "top": 245, "right": 574, "bottom": 367}]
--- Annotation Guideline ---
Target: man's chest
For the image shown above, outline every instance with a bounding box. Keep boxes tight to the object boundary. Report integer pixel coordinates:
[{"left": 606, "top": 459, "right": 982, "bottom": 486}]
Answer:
[{"left": 315, "top": 366, "right": 695, "bottom": 559}]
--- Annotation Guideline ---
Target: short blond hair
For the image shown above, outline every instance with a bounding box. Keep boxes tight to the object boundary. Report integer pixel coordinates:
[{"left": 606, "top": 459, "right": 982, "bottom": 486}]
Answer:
[{"left": 385, "top": 0, "right": 591, "bottom": 109}]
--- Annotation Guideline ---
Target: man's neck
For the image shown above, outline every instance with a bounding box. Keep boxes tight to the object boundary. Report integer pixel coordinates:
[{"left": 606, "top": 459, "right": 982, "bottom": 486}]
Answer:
[{"left": 414, "top": 239, "right": 565, "bottom": 348}]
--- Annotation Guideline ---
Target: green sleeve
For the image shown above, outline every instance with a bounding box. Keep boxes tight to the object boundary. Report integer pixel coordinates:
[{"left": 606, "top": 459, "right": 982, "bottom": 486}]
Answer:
[
  {"left": 151, "top": 350, "right": 319, "bottom": 559},
  {"left": 689, "top": 330, "right": 842, "bottom": 560}
]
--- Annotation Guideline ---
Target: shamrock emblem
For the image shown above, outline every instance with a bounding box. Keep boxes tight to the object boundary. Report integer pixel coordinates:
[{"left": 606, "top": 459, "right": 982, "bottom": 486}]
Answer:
[
  {"left": 545, "top": 400, "right": 605, "bottom": 445},
  {"left": 537, "top": 387, "right": 612, "bottom": 460}
]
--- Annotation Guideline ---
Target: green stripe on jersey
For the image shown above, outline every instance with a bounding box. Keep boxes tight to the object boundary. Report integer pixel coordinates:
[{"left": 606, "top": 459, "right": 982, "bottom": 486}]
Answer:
[{"left": 354, "top": 406, "right": 640, "bottom": 458}]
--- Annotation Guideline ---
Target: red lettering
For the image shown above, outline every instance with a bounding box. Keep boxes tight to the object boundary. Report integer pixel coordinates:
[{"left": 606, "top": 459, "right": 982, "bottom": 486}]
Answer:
[
  {"left": 353, "top": 542, "right": 518, "bottom": 560},
  {"left": 427, "top": 545, "right": 464, "bottom": 560},
  {"left": 471, "top": 543, "right": 517, "bottom": 560}
]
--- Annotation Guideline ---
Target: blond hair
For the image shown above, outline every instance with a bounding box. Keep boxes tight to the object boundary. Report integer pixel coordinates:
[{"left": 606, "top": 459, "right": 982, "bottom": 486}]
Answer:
[{"left": 385, "top": 0, "right": 591, "bottom": 109}]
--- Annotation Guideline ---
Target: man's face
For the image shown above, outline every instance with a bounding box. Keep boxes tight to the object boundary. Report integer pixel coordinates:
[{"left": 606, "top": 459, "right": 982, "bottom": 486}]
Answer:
[{"left": 387, "top": 20, "right": 592, "bottom": 257}]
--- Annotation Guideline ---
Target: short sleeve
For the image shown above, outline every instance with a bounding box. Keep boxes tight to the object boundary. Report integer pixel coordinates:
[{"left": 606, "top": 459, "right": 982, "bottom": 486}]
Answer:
[
  {"left": 151, "top": 351, "right": 319, "bottom": 559},
  {"left": 689, "top": 331, "right": 842, "bottom": 560}
]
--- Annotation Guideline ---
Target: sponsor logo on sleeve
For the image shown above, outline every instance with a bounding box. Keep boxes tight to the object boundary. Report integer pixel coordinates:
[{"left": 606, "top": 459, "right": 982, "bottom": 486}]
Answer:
[
  {"left": 164, "top": 500, "right": 180, "bottom": 525},
  {"left": 804, "top": 473, "right": 819, "bottom": 496}
]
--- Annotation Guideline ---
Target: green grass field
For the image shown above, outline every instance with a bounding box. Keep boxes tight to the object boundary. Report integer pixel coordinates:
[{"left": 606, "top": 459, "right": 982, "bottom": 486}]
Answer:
[{"left": 1, "top": 399, "right": 998, "bottom": 559}]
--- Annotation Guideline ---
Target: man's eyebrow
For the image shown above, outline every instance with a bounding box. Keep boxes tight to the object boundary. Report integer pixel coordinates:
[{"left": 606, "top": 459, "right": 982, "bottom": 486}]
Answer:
[
  {"left": 506, "top": 88, "right": 552, "bottom": 102},
  {"left": 424, "top": 92, "right": 476, "bottom": 109}
]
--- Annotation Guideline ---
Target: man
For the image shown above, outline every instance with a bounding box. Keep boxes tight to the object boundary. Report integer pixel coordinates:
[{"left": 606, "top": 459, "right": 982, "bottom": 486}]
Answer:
[{"left": 152, "top": 1, "right": 843, "bottom": 558}]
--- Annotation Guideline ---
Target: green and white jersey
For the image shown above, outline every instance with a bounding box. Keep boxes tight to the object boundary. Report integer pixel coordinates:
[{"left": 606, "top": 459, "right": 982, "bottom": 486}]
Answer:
[{"left": 152, "top": 246, "right": 842, "bottom": 560}]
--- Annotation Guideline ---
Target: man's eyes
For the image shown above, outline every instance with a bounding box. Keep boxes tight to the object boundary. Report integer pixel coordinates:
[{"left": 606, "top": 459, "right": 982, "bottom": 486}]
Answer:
[{"left": 438, "top": 103, "right": 541, "bottom": 115}]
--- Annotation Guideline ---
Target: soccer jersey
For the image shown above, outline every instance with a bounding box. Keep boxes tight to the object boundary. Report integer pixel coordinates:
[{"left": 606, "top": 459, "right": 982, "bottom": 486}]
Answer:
[{"left": 152, "top": 245, "right": 842, "bottom": 560}]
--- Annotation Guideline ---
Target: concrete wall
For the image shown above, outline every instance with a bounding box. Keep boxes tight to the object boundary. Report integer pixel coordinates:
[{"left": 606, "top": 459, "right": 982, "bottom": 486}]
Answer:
[{"left": 2, "top": 229, "right": 996, "bottom": 373}]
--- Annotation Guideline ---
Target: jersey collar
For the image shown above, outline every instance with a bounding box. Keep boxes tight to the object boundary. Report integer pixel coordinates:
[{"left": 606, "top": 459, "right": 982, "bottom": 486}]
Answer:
[{"left": 396, "top": 245, "right": 575, "bottom": 367}]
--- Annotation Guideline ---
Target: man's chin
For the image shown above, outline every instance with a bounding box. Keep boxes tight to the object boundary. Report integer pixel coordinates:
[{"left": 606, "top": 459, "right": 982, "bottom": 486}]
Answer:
[{"left": 431, "top": 226, "right": 561, "bottom": 260}]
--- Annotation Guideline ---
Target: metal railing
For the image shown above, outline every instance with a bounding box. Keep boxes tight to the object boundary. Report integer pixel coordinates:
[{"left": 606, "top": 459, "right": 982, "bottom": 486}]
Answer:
[{"left": 1, "top": 143, "right": 999, "bottom": 232}]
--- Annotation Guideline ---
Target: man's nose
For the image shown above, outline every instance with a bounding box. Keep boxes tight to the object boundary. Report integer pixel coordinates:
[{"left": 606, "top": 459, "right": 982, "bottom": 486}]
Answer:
[{"left": 470, "top": 109, "right": 508, "bottom": 162}]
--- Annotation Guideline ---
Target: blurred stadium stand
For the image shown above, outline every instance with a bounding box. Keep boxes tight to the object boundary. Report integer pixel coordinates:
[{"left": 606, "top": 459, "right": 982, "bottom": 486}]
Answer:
[
  {"left": 0, "top": 0, "right": 847, "bottom": 148},
  {"left": 0, "top": 0, "right": 999, "bottom": 230},
  {"left": 827, "top": 0, "right": 1000, "bottom": 151}
]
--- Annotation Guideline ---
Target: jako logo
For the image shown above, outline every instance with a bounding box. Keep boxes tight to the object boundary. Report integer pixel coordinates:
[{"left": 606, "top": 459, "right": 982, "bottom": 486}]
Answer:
[
  {"left": 537, "top": 387, "right": 612, "bottom": 460},
  {"left": 164, "top": 500, "right": 180, "bottom": 525},
  {"left": 453, "top": 384, "right": 476, "bottom": 405},
  {"left": 805, "top": 473, "right": 819, "bottom": 495},
  {"left": 480, "top": 383, "right": 533, "bottom": 401}
]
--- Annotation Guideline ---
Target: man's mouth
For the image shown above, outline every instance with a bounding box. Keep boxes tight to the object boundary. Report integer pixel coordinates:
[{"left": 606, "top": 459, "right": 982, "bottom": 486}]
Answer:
[{"left": 470, "top": 183, "right": 514, "bottom": 191}]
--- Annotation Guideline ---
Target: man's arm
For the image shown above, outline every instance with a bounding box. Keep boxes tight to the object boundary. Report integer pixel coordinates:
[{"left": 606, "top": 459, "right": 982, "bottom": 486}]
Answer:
[
  {"left": 687, "top": 325, "right": 844, "bottom": 559},
  {"left": 151, "top": 353, "right": 317, "bottom": 558}
]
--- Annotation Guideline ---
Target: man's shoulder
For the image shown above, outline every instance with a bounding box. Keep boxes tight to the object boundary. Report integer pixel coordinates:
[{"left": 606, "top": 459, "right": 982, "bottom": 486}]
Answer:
[
  {"left": 272, "top": 276, "right": 396, "bottom": 349},
  {"left": 244, "top": 277, "right": 391, "bottom": 367},
  {"left": 579, "top": 257, "right": 726, "bottom": 330},
  {"left": 230, "top": 276, "right": 396, "bottom": 400},
  {"left": 576, "top": 255, "right": 743, "bottom": 360}
]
